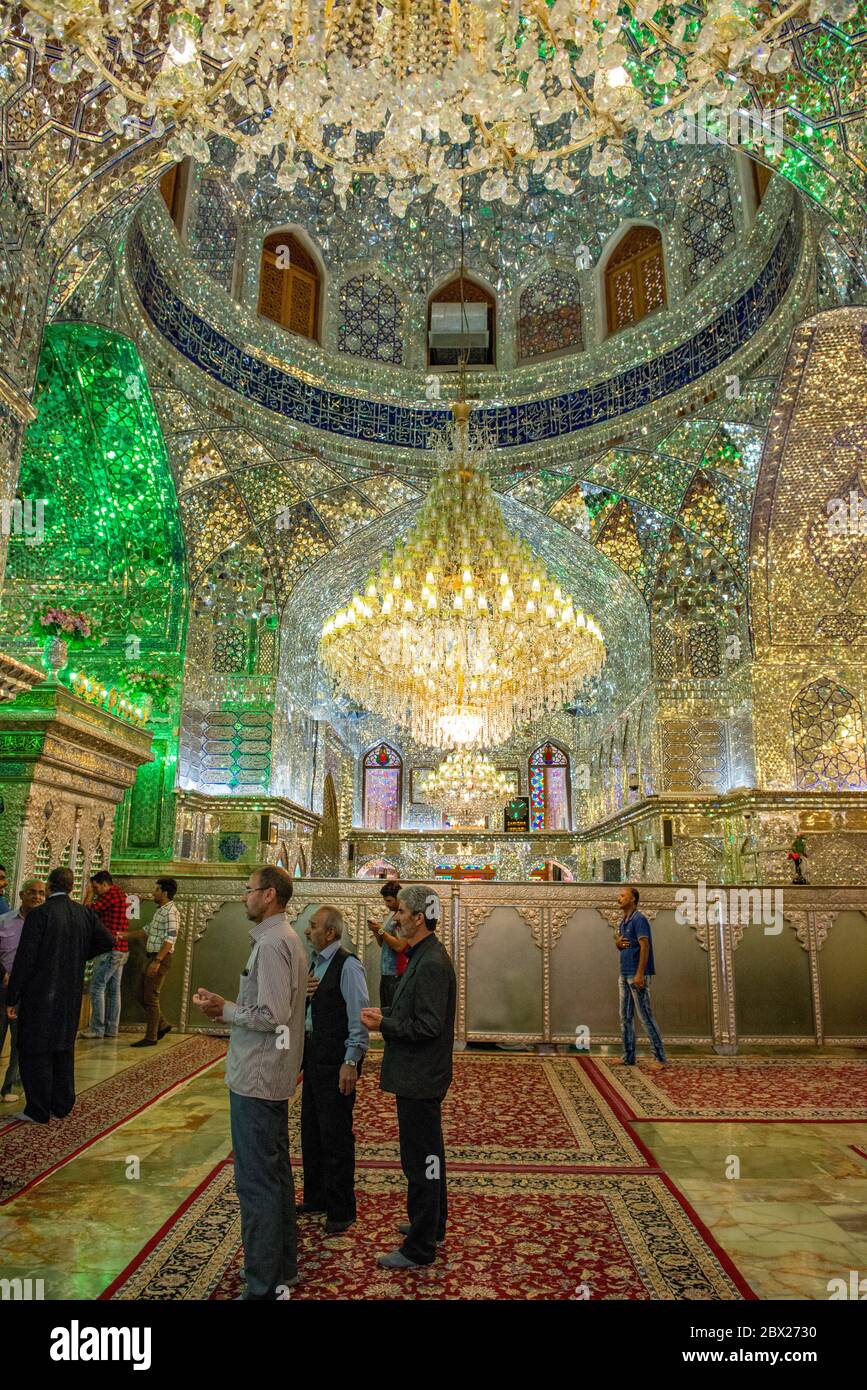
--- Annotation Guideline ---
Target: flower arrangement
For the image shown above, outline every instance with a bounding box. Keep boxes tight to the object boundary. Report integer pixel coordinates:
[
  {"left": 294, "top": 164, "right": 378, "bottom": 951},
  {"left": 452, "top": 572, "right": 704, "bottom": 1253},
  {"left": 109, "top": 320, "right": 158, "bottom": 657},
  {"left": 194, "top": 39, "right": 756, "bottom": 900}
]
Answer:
[
  {"left": 31, "top": 607, "right": 98, "bottom": 646},
  {"left": 124, "top": 669, "right": 176, "bottom": 711}
]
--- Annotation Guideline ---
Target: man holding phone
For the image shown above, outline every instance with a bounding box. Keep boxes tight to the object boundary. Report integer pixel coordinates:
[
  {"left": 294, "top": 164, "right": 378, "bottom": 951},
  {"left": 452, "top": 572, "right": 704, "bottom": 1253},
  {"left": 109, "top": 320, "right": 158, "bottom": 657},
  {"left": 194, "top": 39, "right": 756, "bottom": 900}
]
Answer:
[
  {"left": 366, "top": 880, "right": 407, "bottom": 1009},
  {"left": 611, "top": 885, "right": 666, "bottom": 1072}
]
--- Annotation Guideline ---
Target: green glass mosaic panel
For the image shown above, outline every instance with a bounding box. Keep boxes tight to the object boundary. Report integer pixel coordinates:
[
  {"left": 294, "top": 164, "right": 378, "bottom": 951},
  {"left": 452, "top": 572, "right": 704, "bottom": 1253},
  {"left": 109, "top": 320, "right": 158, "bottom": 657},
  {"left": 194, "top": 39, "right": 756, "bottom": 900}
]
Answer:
[
  {"left": 129, "top": 742, "right": 166, "bottom": 847},
  {"left": 3, "top": 323, "right": 186, "bottom": 665}
]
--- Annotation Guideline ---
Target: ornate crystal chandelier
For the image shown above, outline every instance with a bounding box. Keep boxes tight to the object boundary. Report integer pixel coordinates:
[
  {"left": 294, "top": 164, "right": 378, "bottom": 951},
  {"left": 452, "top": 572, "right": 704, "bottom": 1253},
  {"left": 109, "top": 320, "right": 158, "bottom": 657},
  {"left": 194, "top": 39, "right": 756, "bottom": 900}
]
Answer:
[
  {"left": 319, "top": 395, "right": 605, "bottom": 748},
  {"left": 420, "top": 749, "right": 515, "bottom": 821},
  {"left": 20, "top": 0, "right": 851, "bottom": 214}
]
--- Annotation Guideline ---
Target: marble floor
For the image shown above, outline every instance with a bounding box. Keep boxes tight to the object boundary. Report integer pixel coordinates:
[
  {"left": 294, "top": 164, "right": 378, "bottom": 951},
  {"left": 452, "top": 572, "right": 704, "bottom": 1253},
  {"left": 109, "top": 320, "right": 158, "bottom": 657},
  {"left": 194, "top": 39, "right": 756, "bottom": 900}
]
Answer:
[{"left": 0, "top": 1035, "right": 865, "bottom": 1300}]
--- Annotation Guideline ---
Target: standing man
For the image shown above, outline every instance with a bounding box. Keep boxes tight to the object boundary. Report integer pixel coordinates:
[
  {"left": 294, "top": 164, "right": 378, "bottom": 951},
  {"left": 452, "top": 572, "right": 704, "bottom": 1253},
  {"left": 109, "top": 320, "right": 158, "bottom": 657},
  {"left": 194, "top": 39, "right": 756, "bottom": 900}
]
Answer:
[
  {"left": 193, "top": 865, "right": 306, "bottom": 1300},
  {"left": 81, "top": 870, "right": 130, "bottom": 1039},
  {"left": 366, "top": 879, "right": 407, "bottom": 1009},
  {"left": 611, "top": 886, "right": 666, "bottom": 1073},
  {"left": 361, "top": 883, "right": 456, "bottom": 1271},
  {"left": 128, "top": 877, "right": 180, "bottom": 1048},
  {"left": 0, "top": 878, "right": 46, "bottom": 1104},
  {"left": 5, "top": 867, "right": 113, "bottom": 1124},
  {"left": 0, "top": 864, "right": 9, "bottom": 915},
  {"left": 298, "top": 906, "right": 369, "bottom": 1234}
]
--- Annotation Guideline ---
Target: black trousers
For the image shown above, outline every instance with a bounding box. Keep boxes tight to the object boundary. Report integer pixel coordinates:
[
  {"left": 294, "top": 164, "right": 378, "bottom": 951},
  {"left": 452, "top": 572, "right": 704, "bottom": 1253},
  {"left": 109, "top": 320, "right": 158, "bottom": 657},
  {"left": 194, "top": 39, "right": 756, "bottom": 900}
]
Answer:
[
  {"left": 379, "top": 975, "right": 399, "bottom": 1010},
  {"left": 396, "top": 1094, "right": 448, "bottom": 1265},
  {"left": 300, "top": 1052, "right": 359, "bottom": 1223},
  {"left": 19, "top": 1049, "right": 76, "bottom": 1124}
]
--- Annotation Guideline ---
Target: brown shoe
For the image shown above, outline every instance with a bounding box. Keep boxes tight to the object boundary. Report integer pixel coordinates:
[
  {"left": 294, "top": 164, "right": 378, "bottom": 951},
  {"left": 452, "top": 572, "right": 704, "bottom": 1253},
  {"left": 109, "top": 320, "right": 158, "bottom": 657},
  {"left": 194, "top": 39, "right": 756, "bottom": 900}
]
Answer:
[{"left": 648, "top": 1059, "right": 666, "bottom": 1072}]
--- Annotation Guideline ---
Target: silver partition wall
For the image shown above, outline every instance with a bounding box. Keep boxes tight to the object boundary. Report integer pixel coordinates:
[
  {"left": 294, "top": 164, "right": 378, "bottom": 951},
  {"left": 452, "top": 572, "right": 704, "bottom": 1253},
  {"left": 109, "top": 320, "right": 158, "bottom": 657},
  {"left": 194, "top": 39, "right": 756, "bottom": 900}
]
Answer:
[{"left": 115, "top": 874, "right": 867, "bottom": 1049}]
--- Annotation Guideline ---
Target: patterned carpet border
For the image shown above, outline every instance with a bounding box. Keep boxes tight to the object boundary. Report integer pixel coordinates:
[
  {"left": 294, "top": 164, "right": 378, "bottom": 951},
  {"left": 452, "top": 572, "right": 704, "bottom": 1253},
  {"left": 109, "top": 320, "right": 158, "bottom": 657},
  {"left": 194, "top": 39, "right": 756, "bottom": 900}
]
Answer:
[
  {"left": 586, "top": 1055, "right": 867, "bottom": 1123},
  {"left": 102, "top": 1159, "right": 754, "bottom": 1302},
  {"left": 287, "top": 1053, "right": 651, "bottom": 1170},
  {"left": 0, "top": 1036, "right": 227, "bottom": 1204}
]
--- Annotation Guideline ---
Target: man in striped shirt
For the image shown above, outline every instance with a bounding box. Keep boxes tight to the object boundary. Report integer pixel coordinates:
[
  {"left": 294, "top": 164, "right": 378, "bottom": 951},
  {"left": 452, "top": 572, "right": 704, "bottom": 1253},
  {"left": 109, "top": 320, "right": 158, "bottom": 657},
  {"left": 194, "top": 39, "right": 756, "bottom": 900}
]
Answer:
[
  {"left": 194, "top": 865, "right": 307, "bottom": 1301},
  {"left": 128, "top": 878, "right": 180, "bottom": 1048}
]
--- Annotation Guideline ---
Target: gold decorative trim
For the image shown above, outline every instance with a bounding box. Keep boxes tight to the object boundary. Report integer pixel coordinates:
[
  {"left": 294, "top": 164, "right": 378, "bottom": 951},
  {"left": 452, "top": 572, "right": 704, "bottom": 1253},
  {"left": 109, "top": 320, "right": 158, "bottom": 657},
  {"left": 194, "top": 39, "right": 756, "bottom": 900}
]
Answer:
[{"left": 0, "top": 374, "right": 36, "bottom": 423}]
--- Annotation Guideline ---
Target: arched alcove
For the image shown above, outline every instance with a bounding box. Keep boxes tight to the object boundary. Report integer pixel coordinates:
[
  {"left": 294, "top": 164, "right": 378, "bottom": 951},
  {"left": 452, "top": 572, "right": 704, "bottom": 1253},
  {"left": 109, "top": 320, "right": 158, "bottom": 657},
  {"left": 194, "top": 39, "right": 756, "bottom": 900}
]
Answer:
[
  {"left": 258, "top": 230, "right": 323, "bottom": 342},
  {"left": 602, "top": 223, "right": 667, "bottom": 338},
  {"left": 428, "top": 273, "right": 495, "bottom": 367},
  {"left": 529, "top": 743, "right": 573, "bottom": 831},
  {"left": 313, "top": 772, "right": 341, "bottom": 875}
]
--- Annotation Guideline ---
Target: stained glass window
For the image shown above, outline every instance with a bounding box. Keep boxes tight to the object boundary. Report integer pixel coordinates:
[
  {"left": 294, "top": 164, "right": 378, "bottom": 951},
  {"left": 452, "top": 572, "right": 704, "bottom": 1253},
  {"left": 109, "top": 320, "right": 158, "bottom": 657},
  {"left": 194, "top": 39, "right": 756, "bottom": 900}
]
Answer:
[
  {"left": 338, "top": 274, "right": 404, "bottom": 365},
  {"left": 363, "top": 743, "right": 402, "bottom": 831},
  {"left": 605, "top": 226, "right": 666, "bottom": 336},
  {"left": 518, "top": 270, "right": 583, "bottom": 360},
  {"left": 529, "top": 743, "right": 572, "bottom": 831}
]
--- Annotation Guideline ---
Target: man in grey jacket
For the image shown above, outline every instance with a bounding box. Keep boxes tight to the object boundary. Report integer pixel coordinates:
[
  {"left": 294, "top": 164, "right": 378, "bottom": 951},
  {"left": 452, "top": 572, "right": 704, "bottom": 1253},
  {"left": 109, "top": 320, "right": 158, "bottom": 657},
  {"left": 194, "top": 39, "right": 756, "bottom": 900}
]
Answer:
[
  {"left": 194, "top": 864, "right": 306, "bottom": 1300},
  {"left": 361, "top": 883, "right": 456, "bottom": 1270}
]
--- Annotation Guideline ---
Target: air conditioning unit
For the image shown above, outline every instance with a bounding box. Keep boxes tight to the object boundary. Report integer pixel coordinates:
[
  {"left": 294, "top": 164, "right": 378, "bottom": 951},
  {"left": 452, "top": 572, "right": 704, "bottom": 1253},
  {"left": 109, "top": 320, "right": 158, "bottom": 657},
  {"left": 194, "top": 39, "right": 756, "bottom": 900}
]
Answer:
[{"left": 428, "top": 302, "right": 488, "bottom": 350}]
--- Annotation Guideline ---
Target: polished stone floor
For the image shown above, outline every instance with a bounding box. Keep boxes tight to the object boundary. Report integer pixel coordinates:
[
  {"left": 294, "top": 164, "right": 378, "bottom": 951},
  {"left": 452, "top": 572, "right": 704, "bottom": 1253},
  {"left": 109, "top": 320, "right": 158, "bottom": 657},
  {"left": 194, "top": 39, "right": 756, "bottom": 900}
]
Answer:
[{"left": 0, "top": 1035, "right": 865, "bottom": 1300}]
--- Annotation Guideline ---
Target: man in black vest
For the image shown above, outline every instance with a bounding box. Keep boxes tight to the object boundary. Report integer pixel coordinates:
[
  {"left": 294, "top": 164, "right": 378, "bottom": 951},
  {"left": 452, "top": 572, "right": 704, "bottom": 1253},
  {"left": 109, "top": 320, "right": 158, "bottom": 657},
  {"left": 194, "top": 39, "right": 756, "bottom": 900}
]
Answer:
[
  {"left": 297, "top": 906, "right": 369, "bottom": 1234},
  {"left": 361, "top": 883, "right": 456, "bottom": 1270},
  {"left": 6, "top": 866, "right": 113, "bottom": 1124}
]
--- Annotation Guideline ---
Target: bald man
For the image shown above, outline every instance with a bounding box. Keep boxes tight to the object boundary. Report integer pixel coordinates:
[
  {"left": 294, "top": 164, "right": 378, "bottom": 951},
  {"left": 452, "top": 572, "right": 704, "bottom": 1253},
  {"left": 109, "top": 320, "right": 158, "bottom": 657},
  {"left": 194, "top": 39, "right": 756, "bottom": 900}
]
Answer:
[{"left": 298, "top": 906, "right": 369, "bottom": 1234}]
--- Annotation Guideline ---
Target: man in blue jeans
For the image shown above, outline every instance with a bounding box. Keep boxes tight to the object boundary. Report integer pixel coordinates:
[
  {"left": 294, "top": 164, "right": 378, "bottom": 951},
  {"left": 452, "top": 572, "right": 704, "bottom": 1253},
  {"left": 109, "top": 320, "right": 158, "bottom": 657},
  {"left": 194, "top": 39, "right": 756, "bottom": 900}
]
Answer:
[
  {"left": 81, "top": 872, "right": 130, "bottom": 1039},
  {"left": 193, "top": 865, "right": 306, "bottom": 1300},
  {"left": 611, "top": 886, "right": 666, "bottom": 1072}
]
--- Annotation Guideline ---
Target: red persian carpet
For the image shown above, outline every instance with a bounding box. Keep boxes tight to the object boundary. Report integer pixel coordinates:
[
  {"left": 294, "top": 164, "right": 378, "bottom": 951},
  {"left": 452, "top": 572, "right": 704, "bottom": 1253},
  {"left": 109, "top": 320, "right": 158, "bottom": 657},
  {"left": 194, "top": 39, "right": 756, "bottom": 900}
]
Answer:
[
  {"left": 587, "top": 1055, "right": 867, "bottom": 1122},
  {"left": 289, "top": 1053, "right": 652, "bottom": 1169},
  {"left": 0, "top": 1035, "right": 227, "bottom": 1204},
  {"left": 102, "top": 1159, "right": 753, "bottom": 1302}
]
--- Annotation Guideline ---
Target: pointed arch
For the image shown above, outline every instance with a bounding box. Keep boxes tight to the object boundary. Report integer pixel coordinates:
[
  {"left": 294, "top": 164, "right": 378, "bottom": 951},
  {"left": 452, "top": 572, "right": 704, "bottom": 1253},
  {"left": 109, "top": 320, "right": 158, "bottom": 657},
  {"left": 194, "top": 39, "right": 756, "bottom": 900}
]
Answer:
[
  {"left": 791, "top": 678, "right": 867, "bottom": 790},
  {"left": 33, "top": 835, "right": 52, "bottom": 879},
  {"left": 313, "top": 772, "right": 341, "bottom": 875},
  {"left": 529, "top": 742, "right": 572, "bottom": 831},
  {"left": 428, "top": 272, "right": 495, "bottom": 367},
  {"left": 338, "top": 271, "right": 404, "bottom": 365},
  {"left": 602, "top": 224, "right": 666, "bottom": 337},
  {"left": 258, "top": 229, "right": 323, "bottom": 341},
  {"left": 518, "top": 267, "right": 584, "bottom": 361},
  {"left": 362, "top": 742, "right": 402, "bottom": 831}
]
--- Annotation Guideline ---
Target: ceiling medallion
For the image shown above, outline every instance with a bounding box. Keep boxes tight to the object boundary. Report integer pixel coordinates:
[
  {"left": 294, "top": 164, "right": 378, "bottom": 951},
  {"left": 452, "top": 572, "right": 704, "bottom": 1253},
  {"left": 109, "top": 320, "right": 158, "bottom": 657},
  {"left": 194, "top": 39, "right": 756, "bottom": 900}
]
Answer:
[
  {"left": 22, "top": 0, "right": 850, "bottom": 214},
  {"left": 319, "top": 392, "right": 605, "bottom": 748}
]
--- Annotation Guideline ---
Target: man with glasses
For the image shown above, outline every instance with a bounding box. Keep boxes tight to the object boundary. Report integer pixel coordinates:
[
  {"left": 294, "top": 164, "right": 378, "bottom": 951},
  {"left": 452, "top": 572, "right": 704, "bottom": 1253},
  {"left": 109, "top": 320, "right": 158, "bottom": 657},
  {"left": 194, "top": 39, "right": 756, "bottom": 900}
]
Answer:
[{"left": 193, "top": 865, "right": 306, "bottom": 1300}]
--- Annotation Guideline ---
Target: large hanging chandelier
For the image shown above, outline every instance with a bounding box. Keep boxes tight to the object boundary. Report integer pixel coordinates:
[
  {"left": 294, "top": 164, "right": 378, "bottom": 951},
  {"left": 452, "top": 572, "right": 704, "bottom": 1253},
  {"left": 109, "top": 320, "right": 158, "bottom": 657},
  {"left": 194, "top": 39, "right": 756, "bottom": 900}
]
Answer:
[
  {"left": 20, "top": 0, "right": 847, "bottom": 214},
  {"left": 420, "top": 749, "right": 515, "bottom": 822},
  {"left": 319, "top": 395, "right": 605, "bottom": 748}
]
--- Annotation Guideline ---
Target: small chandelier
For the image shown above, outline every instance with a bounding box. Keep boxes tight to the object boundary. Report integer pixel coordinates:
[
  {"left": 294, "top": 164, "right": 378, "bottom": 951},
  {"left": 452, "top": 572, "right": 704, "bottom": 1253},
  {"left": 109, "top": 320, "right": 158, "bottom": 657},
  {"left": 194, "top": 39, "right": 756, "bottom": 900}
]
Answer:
[
  {"left": 24, "top": 0, "right": 839, "bottom": 215},
  {"left": 319, "top": 395, "right": 605, "bottom": 748},
  {"left": 420, "top": 750, "right": 515, "bottom": 822}
]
